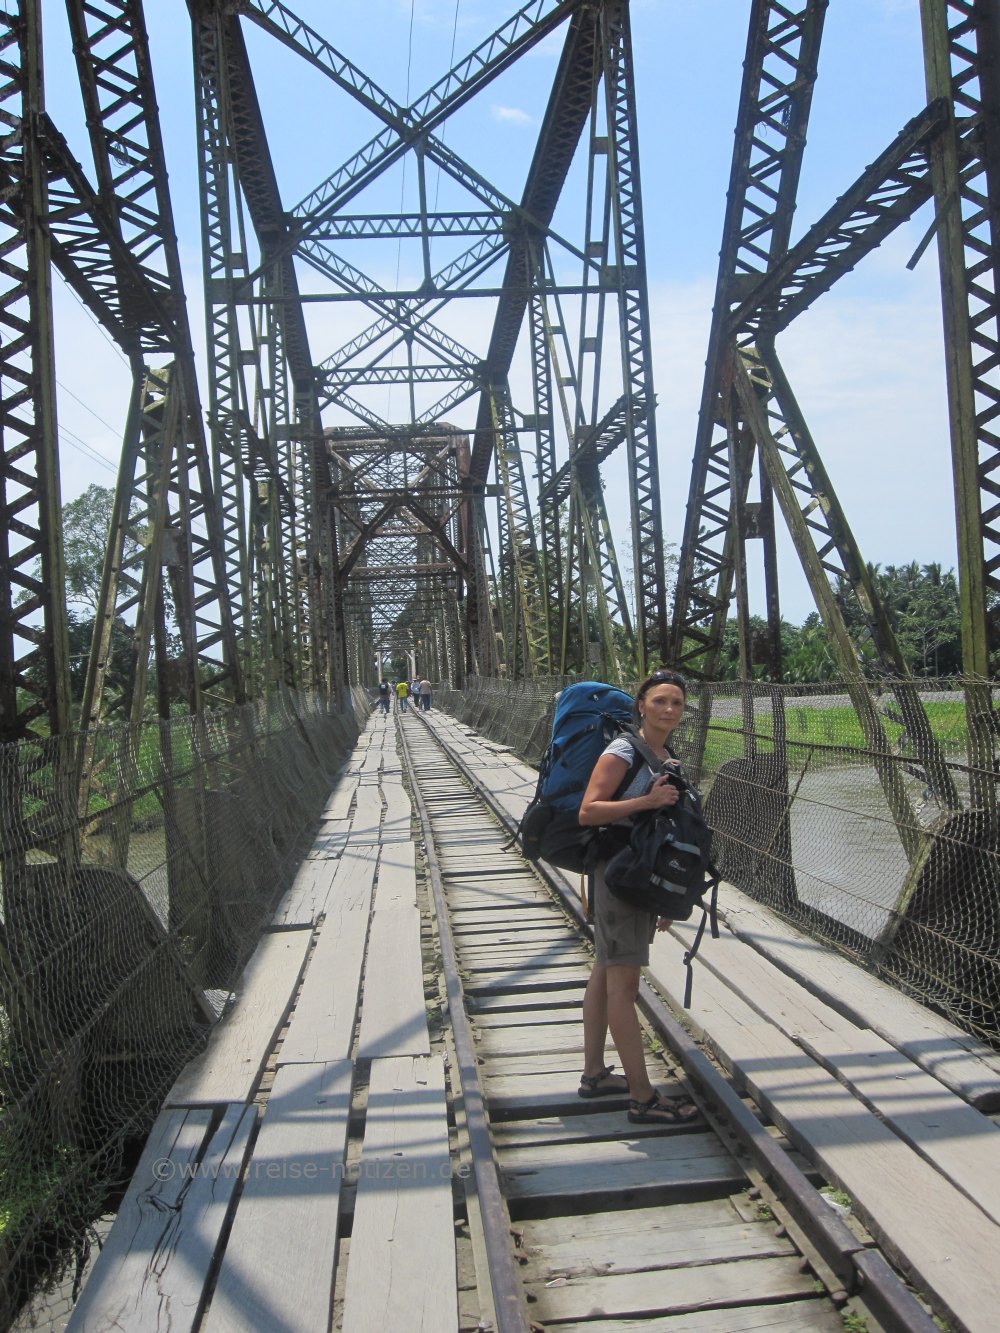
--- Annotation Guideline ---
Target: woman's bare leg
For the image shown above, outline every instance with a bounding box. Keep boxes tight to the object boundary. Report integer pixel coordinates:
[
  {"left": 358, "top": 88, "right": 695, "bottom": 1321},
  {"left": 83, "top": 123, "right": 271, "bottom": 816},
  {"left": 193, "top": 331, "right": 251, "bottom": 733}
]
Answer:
[
  {"left": 605, "top": 964, "right": 655, "bottom": 1103},
  {"left": 582, "top": 963, "right": 610, "bottom": 1076}
]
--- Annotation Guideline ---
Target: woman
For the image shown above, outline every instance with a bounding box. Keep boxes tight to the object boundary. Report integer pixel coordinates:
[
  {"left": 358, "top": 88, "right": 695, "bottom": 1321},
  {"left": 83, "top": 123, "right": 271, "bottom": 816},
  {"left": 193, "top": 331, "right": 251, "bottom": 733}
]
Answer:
[{"left": 576, "top": 669, "right": 700, "bottom": 1124}]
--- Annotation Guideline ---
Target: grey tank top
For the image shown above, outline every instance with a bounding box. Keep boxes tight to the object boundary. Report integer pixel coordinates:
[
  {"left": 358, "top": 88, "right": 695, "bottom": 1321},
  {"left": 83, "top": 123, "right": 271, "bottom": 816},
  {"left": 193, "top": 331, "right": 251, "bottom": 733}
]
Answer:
[{"left": 601, "top": 734, "right": 655, "bottom": 801}]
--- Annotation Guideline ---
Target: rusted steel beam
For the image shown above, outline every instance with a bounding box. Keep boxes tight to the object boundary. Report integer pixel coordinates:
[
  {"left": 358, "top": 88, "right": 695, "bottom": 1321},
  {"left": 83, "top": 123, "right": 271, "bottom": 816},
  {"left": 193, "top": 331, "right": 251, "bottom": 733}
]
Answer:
[
  {"left": 469, "top": 7, "right": 599, "bottom": 488},
  {"left": 0, "top": 2, "right": 74, "bottom": 747},
  {"left": 730, "top": 99, "right": 950, "bottom": 337},
  {"left": 671, "top": 0, "right": 827, "bottom": 681},
  {"left": 919, "top": 0, "right": 1000, "bottom": 814}
]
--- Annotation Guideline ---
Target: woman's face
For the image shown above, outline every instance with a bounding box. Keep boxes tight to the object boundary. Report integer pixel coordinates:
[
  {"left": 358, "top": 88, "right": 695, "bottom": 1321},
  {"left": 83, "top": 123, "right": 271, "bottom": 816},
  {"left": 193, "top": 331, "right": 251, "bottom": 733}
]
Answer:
[{"left": 639, "top": 682, "right": 686, "bottom": 735}]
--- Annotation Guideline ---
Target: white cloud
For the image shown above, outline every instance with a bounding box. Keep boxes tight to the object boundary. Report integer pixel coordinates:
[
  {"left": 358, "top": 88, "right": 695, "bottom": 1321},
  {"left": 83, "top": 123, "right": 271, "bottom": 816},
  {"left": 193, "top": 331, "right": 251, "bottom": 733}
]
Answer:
[
  {"left": 642, "top": 266, "right": 957, "bottom": 625},
  {"left": 491, "top": 105, "right": 534, "bottom": 127}
]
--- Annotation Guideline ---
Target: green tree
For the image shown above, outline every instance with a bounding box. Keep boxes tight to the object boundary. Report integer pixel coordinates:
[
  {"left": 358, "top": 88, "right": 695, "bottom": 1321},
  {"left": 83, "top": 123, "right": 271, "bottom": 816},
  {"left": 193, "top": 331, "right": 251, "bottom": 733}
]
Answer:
[
  {"left": 65, "top": 610, "right": 136, "bottom": 704},
  {"left": 61, "top": 484, "right": 118, "bottom": 613},
  {"left": 833, "top": 562, "right": 962, "bottom": 677},
  {"left": 782, "top": 613, "right": 837, "bottom": 682},
  {"left": 18, "top": 486, "right": 154, "bottom": 713}
]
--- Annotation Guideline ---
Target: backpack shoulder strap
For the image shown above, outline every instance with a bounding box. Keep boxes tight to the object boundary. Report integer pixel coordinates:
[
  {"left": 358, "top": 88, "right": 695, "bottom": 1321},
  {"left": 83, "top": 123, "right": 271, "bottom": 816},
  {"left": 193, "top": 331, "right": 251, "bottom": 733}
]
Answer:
[
  {"left": 611, "top": 742, "right": 646, "bottom": 800},
  {"left": 618, "top": 722, "right": 664, "bottom": 773}
]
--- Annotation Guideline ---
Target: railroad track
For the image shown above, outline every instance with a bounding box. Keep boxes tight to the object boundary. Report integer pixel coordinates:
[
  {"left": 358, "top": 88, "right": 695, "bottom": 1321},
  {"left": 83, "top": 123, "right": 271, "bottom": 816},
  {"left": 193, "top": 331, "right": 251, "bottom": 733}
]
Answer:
[{"left": 396, "top": 709, "right": 940, "bottom": 1333}]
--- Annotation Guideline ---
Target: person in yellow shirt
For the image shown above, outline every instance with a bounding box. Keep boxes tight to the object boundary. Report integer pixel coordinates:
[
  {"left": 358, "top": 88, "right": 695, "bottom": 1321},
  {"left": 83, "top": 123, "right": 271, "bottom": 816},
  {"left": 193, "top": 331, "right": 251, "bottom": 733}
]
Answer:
[{"left": 395, "top": 679, "right": 410, "bottom": 712}]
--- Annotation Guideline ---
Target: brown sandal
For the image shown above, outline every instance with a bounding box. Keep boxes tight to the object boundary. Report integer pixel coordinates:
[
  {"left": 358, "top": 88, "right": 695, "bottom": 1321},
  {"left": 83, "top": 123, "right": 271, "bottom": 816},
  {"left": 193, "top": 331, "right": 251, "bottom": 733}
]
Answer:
[
  {"left": 578, "top": 1065, "right": 629, "bottom": 1099},
  {"left": 627, "top": 1092, "right": 701, "bottom": 1124}
]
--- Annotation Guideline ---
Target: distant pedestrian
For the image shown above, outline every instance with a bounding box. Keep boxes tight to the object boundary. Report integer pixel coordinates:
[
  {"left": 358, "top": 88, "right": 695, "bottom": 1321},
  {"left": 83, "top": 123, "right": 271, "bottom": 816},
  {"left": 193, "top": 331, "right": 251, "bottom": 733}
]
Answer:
[
  {"left": 378, "top": 680, "right": 390, "bottom": 714},
  {"left": 395, "top": 679, "right": 409, "bottom": 712},
  {"left": 419, "top": 678, "right": 432, "bottom": 711}
]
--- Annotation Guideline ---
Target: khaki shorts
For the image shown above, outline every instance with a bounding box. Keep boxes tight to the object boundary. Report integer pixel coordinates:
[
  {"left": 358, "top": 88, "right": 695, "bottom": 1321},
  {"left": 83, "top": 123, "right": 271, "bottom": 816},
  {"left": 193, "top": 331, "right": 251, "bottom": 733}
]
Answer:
[{"left": 591, "top": 862, "right": 656, "bottom": 968}]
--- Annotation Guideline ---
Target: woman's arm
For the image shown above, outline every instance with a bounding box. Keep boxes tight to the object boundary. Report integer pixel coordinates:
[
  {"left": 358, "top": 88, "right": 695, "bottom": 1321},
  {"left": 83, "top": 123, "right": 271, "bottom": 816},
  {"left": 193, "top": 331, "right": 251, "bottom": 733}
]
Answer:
[{"left": 578, "top": 753, "right": 680, "bottom": 827}]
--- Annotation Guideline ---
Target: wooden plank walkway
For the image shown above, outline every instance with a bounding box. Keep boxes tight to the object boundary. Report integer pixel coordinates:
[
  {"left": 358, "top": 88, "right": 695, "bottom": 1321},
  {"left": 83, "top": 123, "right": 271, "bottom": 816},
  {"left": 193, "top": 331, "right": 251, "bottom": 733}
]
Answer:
[
  {"left": 423, "top": 706, "right": 1000, "bottom": 1333},
  {"left": 651, "top": 923, "right": 1000, "bottom": 1333},
  {"left": 69, "top": 704, "right": 1000, "bottom": 1333},
  {"left": 69, "top": 710, "right": 455, "bottom": 1333},
  {"left": 341, "top": 1055, "right": 456, "bottom": 1331}
]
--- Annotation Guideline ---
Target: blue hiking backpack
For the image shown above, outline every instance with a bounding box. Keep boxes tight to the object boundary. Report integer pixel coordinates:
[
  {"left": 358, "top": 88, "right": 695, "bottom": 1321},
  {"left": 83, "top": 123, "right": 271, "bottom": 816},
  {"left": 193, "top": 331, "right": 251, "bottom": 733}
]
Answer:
[{"left": 516, "top": 681, "right": 642, "bottom": 873}]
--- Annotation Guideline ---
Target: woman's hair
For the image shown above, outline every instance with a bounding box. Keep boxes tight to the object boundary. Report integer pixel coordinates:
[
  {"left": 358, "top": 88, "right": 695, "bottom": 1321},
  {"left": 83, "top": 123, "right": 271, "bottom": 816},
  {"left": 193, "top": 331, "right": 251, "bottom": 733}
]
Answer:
[{"left": 633, "top": 668, "right": 687, "bottom": 720}]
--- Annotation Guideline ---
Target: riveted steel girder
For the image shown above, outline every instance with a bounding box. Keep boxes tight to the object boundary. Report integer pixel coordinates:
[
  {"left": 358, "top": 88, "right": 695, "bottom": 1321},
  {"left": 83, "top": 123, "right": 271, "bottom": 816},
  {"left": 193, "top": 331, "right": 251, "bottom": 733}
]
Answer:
[
  {"left": 671, "top": 0, "right": 964, "bottom": 867},
  {"left": 189, "top": 4, "right": 339, "bottom": 696},
  {"left": 733, "top": 343, "right": 960, "bottom": 821},
  {"left": 672, "top": 0, "right": 827, "bottom": 682},
  {"left": 470, "top": 7, "right": 598, "bottom": 485},
  {"left": 69, "top": 0, "right": 246, "bottom": 712},
  {"left": 491, "top": 383, "right": 549, "bottom": 675},
  {"left": 732, "top": 100, "right": 950, "bottom": 339},
  {"left": 919, "top": 0, "right": 1000, "bottom": 812},
  {"left": 64, "top": 0, "right": 185, "bottom": 344},
  {"left": 0, "top": 2, "right": 74, "bottom": 753},
  {"left": 239, "top": 0, "right": 588, "bottom": 287}
]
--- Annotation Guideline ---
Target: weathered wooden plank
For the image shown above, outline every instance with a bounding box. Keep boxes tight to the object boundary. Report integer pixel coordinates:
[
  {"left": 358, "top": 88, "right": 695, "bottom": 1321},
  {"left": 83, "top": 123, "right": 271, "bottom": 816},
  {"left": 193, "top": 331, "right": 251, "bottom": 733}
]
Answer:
[
  {"left": 279, "top": 853, "right": 378, "bottom": 1064},
  {"left": 475, "top": 1023, "right": 584, "bottom": 1056},
  {"left": 436, "top": 829, "right": 514, "bottom": 846},
  {"left": 472, "top": 1007, "right": 581, "bottom": 1028},
  {"left": 375, "top": 841, "right": 417, "bottom": 910},
  {"left": 468, "top": 988, "right": 582, "bottom": 1012},
  {"left": 462, "top": 968, "right": 590, "bottom": 996},
  {"left": 459, "top": 941, "right": 588, "bottom": 963},
  {"left": 167, "top": 929, "right": 312, "bottom": 1106},
  {"left": 485, "top": 1045, "right": 594, "bottom": 1066},
  {"left": 518, "top": 1198, "right": 794, "bottom": 1280},
  {"left": 501, "top": 1132, "right": 742, "bottom": 1207},
  {"left": 272, "top": 848, "right": 351, "bottom": 928},
  {"left": 359, "top": 744, "right": 382, "bottom": 775},
  {"left": 357, "top": 905, "right": 429, "bottom": 1057},
  {"left": 526, "top": 1256, "right": 821, "bottom": 1325},
  {"left": 458, "top": 927, "right": 579, "bottom": 948},
  {"left": 553, "top": 1304, "right": 843, "bottom": 1333},
  {"left": 310, "top": 816, "right": 352, "bottom": 851},
  {"left": 799, "top": 1026, "right": 1000, "bottom": 1228},
  {"left": 481, "top": 1049, "right": 600, "bottom": 1077},
  {"left": 351, "top": 782, "right": 384, "bottom": 841},
  {"left": 718, "top": 884, "right": 1000, "bottom": 1109},
  {"left": 68, "top": 1104, "right": 254, "bottom": 1332},
  {"left": 694, "top": 913, "right": 1000, "bottom": 1226},
  {"left": 380, "top": 778, "right": 412, "bottom": 842},
  {"left": 446, "top": 886, "right": 549, "bottom": 906},
  {"left": 322, "top": 774, "right": 358, "bottom": 821},
  {"left": 649, "top": 926, "right": 1000, "bottom": 1333},
  {"left": 271, "top": 858, "right": 323, "bottom": 929},
  {"left": 493, "top": 1107, "right": 702, "bottom": 1148},
  {"left": 462, "top": 954, "right": 588, "bottom": 978},
  {"left": 482, "top": 1070, "right": 661, "bottom": 1120},
  {"left": 459, "top": 916, "right": 560, "bottom": 938},
  {"left": 453, "top": 915, "right": 564, "bottom": 935},
  {"left": 341, "top": 1055, "right": 456, "bottom": 1332},
  {"left": 462, "top": 952, "right": 588, "bottom": 975},
  {"left": 271, "top": 842, "right": 378, "bottom": 932},
  {"left": 204, "top": 1061, "right": 353, "bottom": 1333}
]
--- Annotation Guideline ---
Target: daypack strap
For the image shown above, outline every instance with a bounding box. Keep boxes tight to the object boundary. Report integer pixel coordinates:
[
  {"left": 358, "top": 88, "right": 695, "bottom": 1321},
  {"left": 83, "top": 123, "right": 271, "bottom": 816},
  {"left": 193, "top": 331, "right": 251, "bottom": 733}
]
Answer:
[
  {"left": 682, "top": 865, "right": 721, "bottom": 1007},
  {"left": 619, "top": 723, "right": 666, "bottom": 774}
]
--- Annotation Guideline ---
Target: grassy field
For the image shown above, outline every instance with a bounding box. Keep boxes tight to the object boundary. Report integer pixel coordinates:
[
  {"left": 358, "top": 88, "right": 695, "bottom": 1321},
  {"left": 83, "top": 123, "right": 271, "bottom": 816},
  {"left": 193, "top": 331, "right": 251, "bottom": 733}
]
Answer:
[{"left": 700, "top": 699, "right": 968, "bottom": 774}]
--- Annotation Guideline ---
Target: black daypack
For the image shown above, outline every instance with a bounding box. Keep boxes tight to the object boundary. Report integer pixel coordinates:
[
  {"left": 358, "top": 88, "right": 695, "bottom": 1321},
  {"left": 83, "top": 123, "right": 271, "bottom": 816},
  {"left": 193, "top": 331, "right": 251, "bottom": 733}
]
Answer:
[{"left": 604, "top": 774, "right": 720, "bottom": 1005}]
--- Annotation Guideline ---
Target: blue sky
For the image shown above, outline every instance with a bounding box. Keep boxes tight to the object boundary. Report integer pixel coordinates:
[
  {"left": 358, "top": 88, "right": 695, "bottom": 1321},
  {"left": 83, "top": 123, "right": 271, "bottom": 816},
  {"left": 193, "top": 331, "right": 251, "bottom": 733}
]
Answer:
[{"left": 42, "top": 0, "right": 952, "bottom": 626}]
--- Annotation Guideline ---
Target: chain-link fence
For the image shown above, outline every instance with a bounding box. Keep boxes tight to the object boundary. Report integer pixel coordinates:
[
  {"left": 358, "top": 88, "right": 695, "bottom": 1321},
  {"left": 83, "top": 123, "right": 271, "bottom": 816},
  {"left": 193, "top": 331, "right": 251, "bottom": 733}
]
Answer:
[
  {"left": 437, "top": 675, "right": 1000, "bottom": 1048},
  {"left": 0, "top": 687, "right": 369, "bottom": 1329}
]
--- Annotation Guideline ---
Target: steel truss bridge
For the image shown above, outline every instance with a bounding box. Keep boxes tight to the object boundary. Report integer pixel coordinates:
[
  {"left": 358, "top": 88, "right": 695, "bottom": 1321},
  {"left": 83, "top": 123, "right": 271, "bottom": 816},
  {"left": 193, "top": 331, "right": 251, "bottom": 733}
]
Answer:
[{"left": 1, "top": 0, "right": 999, "bottom": 818}]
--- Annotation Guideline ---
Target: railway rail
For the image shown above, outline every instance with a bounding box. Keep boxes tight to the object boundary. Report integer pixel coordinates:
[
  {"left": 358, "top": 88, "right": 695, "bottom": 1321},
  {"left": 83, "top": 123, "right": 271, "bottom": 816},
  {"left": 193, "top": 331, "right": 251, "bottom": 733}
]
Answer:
[{"left": 396, "top": 709, "right": 940, "bottom": 1333}]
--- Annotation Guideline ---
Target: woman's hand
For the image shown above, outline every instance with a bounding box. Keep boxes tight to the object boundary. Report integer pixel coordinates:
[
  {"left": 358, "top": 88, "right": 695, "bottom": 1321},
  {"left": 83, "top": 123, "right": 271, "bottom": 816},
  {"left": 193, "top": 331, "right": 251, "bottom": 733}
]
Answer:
[
  {"left": 645, "top": 774, "right": 681, "bottom": 810},
  {"left": 655, "top": 916, "right": 673, "bottom": 932}
]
